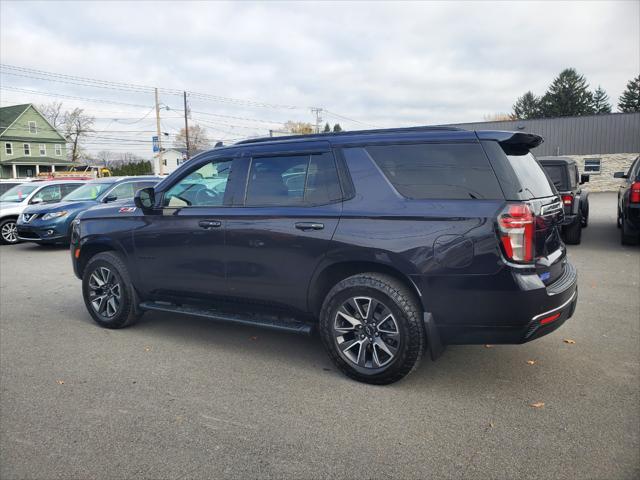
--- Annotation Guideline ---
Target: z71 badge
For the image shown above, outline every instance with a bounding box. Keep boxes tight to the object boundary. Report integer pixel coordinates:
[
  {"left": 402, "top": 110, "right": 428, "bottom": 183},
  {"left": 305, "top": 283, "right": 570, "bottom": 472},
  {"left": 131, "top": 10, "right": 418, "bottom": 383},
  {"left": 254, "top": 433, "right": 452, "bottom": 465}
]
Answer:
[{"left": 118, "top": 207, "right": 137, "bottom": 213}]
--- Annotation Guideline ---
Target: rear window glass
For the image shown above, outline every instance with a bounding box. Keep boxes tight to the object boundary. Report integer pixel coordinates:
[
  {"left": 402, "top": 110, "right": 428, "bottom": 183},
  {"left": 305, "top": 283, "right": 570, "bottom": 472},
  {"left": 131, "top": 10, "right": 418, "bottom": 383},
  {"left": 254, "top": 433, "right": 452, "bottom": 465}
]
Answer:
[
  {"left": 506, "top": 152, "right": 556, "bottom": 199},
  {"left": 366, "top": 143, "right": 503, "bottom": 200},
  {"left": 540, "top": 164, "right": 566, "bottom": 190}
]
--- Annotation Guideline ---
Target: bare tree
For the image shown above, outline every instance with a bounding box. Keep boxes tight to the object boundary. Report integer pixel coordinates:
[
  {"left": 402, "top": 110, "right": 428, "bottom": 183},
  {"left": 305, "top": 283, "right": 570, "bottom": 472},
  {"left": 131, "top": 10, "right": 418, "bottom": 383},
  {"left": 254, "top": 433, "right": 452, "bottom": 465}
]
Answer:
[
  {"left": 483, "top": 112, "right": 516, "bottom": 121},
  {"left": 38, "top": 102, "right": 64, "bottom": 130},
  {"left": 63, "top": 108, "right": 95, "bottom": 162},
  {"left": 284, "top": 121, "right": 314, "bottom": 134},
  {"left": 174, "top": 124, "right": 211, "bottom": 157},
  {"left": 95, "top": 150, "right": 116, "bottom": 167}
]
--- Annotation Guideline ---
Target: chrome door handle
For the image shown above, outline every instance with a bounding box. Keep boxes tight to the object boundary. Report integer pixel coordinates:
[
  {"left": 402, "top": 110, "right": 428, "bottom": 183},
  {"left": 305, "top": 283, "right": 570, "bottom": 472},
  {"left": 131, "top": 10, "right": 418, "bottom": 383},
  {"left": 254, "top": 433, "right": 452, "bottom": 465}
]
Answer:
[
  {"left": 198, "top": 220, "right": 222, "bottom": 229},
  {"left": 295, "top": 222, "right": 324, "bottom": 231}
]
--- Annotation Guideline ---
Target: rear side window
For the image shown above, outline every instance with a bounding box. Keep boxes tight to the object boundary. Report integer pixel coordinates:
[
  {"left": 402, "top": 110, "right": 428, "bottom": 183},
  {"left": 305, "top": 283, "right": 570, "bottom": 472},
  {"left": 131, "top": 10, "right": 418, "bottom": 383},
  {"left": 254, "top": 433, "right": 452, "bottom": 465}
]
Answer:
[
  {"left": 60, "top": 183, "right": 82, "bottom": 198},
  {"left": 365, "top": 143, "right": 503, "bottom": 200},
  {"left": 505, "top": 152, "right": 556, "bottom": 199},
  {"left": 541, "top": 164, "right": 566, "bottom": 190},
  {"left": 246, "top": 153, "right": 341, "bottom": 206}
]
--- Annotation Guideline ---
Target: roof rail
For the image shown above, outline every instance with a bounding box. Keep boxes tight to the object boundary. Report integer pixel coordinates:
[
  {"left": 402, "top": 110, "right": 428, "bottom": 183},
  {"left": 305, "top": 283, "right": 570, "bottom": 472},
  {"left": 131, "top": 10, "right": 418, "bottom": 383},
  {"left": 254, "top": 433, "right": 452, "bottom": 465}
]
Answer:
[{"left": 235, "top": 125, "right": 464, "bottom": 145}]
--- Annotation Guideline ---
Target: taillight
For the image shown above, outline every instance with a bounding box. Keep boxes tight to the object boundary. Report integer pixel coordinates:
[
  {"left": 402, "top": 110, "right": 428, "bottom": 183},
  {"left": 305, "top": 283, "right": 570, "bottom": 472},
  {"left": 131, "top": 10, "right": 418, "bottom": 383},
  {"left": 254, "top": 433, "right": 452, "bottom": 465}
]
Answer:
[
  {"left": 630, "top": 181, "right": 640, "bottom": 204},
  {"left": 561, "top": 194, "right": 573, "bottom": 207},
  {"left": 498, "top": 203, "right": 535, "bottom": 263}
]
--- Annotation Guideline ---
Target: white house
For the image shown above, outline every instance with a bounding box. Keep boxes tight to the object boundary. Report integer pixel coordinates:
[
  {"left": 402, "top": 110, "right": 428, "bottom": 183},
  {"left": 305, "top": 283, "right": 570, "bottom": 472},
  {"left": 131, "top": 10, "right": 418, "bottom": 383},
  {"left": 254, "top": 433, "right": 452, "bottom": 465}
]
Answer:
[{"left": 154, "top": 148, "right": 187, "bottom": 176}]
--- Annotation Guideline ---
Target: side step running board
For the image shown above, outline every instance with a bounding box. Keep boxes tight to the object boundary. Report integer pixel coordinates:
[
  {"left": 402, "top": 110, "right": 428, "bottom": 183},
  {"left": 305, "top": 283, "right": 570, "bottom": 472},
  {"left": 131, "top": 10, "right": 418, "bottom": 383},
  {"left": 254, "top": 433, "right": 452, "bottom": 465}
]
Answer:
[{"left": 139, "top": 301, "right": 314, "bottom": 336}]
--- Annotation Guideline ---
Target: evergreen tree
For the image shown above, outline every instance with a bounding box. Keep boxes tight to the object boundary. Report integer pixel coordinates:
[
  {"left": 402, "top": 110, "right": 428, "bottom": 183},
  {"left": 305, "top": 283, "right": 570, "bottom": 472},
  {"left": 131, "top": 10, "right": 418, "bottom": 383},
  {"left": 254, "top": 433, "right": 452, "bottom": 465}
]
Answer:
[
  {"left": 618, "top": 75, "right": 640, "bottom": 113},
  {"left": 512, "top": 91, "right": 542, "bottom": 119},
  {"left": 333, "top": 123, "right": 343, "bottom": 133},
  {"left": 591, "top": 86, "right": 612, "bottom": 114},
  {"left": 540, "top": 68, "right": 595, "bottom": 117},
  {"left": 323, "top": 122, "right": 331, "bottom": 133}
]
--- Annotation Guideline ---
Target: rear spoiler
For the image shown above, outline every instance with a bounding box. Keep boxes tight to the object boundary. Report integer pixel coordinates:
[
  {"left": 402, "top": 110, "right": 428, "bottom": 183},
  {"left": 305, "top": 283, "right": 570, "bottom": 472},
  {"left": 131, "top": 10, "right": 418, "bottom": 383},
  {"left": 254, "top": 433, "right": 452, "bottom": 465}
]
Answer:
[{"left": 475, "top": 131, "right": 544, "bottom": 151}]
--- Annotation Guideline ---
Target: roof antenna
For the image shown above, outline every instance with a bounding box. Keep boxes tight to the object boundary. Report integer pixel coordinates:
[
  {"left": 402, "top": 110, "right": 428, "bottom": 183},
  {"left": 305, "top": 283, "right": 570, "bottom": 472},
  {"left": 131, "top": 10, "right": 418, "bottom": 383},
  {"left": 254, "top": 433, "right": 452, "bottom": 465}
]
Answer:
[{"left": 214, "top": 141, "right": 224, "bottom": 148}]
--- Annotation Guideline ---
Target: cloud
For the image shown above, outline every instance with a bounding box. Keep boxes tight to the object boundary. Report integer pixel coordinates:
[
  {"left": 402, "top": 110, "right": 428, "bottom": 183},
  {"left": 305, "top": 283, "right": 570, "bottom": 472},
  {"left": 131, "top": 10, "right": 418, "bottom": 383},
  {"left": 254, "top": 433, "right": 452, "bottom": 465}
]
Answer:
[{"left": 1, "top": 0, "right": 638, "bottom": 154}]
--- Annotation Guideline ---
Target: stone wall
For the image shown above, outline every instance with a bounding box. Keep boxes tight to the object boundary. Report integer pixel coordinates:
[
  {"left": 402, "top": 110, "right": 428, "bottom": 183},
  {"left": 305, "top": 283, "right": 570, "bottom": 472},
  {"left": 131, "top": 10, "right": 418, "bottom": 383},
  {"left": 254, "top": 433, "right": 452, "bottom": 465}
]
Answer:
[{"left": 564, "top": 153, "right": 639, "bottom": 192}]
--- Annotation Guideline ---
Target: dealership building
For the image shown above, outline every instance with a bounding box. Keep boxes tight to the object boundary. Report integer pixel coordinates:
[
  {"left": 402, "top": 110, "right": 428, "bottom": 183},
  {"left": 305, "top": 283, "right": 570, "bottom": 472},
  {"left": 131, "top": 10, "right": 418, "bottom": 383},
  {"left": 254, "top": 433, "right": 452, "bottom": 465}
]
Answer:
[{"left": 442, "top": 112, "right": 640, "bottom": 191}]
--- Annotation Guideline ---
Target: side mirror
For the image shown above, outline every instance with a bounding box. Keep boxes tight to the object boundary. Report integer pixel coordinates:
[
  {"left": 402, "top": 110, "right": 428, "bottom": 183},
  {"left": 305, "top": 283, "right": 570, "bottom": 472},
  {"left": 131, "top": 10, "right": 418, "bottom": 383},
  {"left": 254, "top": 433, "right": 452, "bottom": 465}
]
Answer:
[
  {"left": 134, "top": 187, "right": 155, "bottom": 211},
  {"left": 613, "top": 171, "right": 628, "bottom": 179},
  {"left": 580, "top": 174, "right": 590, "bottom": 185},
  {"left": 104, "top": 194, "right": 118, "bottom": 203},
  {"left": 30, "top": 197, "right": 43, "bottom": 204}
]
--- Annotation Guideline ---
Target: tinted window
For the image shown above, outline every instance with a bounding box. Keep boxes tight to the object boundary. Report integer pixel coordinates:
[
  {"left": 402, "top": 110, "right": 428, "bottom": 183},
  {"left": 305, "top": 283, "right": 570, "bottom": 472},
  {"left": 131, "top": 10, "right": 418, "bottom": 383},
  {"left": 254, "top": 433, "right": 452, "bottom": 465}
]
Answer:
[
  {"left": 541, "top": 164, "right": 566, "bottom": 190},
  {"left": 505, "top": 152, "right": 556, "bottom": 199},
  {"left": 64, "top": 183, "right": 113, "bottom": 201},
  {"left": 366, "top": 143, "right": 503, "bottom": 200},
  {"left": 60, "top": 183, "right": 82, "bottom": 198},
  {"left": 246, "top": 153, "right": 341, "bottom": 206},
  {"left": 107, "top": 182, "right": 135, "bottom": 201},
  {"left": 164, "top": 160, "right": 232, "bottom": 207}
]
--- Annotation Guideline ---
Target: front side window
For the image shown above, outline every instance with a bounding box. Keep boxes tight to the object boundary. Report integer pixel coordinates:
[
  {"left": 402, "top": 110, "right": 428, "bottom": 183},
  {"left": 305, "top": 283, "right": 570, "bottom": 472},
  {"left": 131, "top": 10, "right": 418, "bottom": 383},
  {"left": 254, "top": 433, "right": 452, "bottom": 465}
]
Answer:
[
  {"left": 63, "top": 183, "right": 114, "bottom": 201},
  {"left": 54, "top": 144, "right": 62, "bottom": 156},
  {"left": 28, "top": 121, "right": 37, "bottom": 134},
  {"left": 245, "top": 153, "right": 341, "bottom": 206},
  {"left": 0, "top": 184, "right": 39, "bottom": 202},
  {"left": 23, "top": 144, "right": 31, "bottom": 156},
  {"left": 5, "top": 143, "right": 12, "bottom": 155},
  {"left": 367, "top": 143, "right": 503, "bottom": 200},
  {"left": 163, "top": 159, "right": 232, "bottom": 207},
  {"left": 30, "top": 185, "right": 62, "bottom": 204},
  {"left": 39, "top": 144, "right": 46, "bottom": 156},
  {"left": 105, "top": 182, "right": 135, "bottom": 201}
]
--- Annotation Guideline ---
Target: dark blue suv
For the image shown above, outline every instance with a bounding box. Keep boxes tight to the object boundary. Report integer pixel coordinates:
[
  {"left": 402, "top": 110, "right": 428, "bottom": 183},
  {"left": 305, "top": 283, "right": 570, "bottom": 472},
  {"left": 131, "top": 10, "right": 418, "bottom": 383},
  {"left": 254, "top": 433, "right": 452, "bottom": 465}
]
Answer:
[{"left": 70, "top": 127, "right": 578, "bottom": 384}]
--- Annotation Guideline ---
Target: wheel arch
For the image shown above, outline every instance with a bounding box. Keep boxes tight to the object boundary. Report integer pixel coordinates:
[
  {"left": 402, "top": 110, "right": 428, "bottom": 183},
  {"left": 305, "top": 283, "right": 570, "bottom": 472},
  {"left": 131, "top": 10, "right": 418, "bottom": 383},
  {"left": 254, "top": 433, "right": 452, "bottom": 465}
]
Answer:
[
  {"left": 308, "top": 260, "right": 424, "bottom": 317},
  {"left": 77, "top": 240, "right": 126, "bottom": 278}
]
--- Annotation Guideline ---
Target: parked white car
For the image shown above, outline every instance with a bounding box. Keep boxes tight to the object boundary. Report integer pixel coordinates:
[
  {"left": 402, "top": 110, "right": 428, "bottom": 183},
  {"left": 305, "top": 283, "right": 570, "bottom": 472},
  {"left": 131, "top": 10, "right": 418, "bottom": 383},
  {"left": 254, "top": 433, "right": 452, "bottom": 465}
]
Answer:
[{"left": 0, "top": 180, "right": 86, "bottom": 244}]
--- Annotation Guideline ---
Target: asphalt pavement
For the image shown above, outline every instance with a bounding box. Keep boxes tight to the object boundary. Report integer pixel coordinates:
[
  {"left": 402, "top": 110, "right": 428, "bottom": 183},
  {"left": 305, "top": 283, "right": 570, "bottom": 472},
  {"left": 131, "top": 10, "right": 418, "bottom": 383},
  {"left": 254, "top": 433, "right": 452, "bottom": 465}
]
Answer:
[{"left": 1, "top": 192, "right": 638, "bottom": 479}]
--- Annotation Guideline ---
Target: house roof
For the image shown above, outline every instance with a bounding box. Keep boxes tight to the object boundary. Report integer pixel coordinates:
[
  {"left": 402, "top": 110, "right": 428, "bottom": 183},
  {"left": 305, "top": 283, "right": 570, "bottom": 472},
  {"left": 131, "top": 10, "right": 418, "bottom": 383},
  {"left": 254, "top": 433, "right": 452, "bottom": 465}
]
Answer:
[{"left": 0, "top": 104, "right": 30, "bottom": 136}]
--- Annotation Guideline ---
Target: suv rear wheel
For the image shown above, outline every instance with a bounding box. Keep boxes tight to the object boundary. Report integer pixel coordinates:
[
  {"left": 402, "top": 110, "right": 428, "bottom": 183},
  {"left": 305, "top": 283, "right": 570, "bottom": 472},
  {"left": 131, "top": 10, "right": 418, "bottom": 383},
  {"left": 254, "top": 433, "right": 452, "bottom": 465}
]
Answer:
[
  {"left": 82, "top": 251, "right": 142, "bottom": 328},
  {"left": 319, "top": 273, "right": 425, "bottom": 385}
]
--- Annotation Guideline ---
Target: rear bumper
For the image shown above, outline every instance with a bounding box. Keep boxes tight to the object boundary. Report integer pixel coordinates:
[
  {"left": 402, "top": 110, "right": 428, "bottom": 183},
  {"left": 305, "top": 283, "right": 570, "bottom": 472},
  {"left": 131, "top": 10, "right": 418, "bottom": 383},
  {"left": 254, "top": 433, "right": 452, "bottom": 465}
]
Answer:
[{"left": 412, "top": 261, "right": 578, "bottom": 345}]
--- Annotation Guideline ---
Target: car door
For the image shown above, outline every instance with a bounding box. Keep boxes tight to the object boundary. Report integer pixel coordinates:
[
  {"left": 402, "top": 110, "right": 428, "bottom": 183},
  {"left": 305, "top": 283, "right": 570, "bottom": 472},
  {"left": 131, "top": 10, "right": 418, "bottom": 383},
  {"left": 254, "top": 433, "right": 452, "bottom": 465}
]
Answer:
[
  {"left": 132, "top": 155, "right": 237, "bottom": 301},
  {"left": 225, "top": 143, "right": 343, "bottom": 312}
]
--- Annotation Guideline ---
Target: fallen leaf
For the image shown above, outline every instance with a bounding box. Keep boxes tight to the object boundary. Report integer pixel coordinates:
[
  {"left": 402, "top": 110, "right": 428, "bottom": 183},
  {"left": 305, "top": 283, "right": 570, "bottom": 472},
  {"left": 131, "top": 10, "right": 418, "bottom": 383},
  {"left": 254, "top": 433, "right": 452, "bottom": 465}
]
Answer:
[
  {"left": 489, "top": 422, "right": 494, "bottom": 428},
  {"left": 526, "top": 360, "right": 536, "bottom": 365},
  {"left": 530, "top": 402, "right": 545, "bottom": 408},
  {"left": 144, "top": 346, "right": 151, "bottom": 352},
  {"left": 484, "top": 344, "right": 494, "bottom": 348},
  {"left": 563, "top": 339, "right": 576, "bottom": 344},
  {"left": 56, "top": 380, "right": 65, "bottom": 385},
  {"left": 249, "top": 336, "right": 258, "bottom": 341}
]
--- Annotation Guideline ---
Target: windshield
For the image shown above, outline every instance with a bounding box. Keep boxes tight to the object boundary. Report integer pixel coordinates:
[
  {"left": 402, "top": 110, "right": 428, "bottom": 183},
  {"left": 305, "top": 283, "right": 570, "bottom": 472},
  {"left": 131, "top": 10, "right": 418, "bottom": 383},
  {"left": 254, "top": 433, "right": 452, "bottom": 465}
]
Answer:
[
  {"left": 0, "top": 184, "right": 39, "bottom": 203},
  {"left": 63, "top": 183, "right": 113, "bottom": 201},
  {"left": 506, "top": 152, "right": 556, "bottom": 199}
]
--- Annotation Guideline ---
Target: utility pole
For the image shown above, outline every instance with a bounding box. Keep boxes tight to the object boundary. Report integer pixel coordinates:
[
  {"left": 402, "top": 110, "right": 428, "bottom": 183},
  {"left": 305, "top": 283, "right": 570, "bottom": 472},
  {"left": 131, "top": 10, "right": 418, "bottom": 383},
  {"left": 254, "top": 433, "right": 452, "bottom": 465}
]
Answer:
[
  {"left": 154, "top": 87, "right": 164, "bottom": 175},
  {"left": 183, "top": 91, "right": 190, "bottom": 160},
  {"left": 311, "top": 107, "right": 323, "bottom": 134}
]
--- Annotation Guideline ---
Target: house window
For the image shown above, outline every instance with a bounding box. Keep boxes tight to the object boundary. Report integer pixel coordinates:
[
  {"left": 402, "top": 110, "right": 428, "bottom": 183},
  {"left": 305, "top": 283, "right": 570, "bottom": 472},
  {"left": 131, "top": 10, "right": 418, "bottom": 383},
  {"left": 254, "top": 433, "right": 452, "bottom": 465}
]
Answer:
[
  {"left": 39, "top": 144, "right": 46, "bottom": 156},
  {"left": 54, "top": 144, "right": 62, "bottom": 156},
  {"left": 4, "top": 143, "right": 12, "bottom": 155},
  {"left": 28, "top": 121, "right": 37, "bottom": 134},
  {"left": 584, "top": 158, "right": 601, "bottom": 174},
  {"left": 23, "top": 144, "right": 31, "bottom": 156}
]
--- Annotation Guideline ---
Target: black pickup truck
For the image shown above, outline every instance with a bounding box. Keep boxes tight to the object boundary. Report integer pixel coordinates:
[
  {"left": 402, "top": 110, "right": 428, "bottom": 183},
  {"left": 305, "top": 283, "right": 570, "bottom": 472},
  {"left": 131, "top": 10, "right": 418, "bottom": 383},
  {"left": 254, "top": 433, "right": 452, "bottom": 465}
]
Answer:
[{"left": 539, "top": 157, "right": 590, "bottom": 244}]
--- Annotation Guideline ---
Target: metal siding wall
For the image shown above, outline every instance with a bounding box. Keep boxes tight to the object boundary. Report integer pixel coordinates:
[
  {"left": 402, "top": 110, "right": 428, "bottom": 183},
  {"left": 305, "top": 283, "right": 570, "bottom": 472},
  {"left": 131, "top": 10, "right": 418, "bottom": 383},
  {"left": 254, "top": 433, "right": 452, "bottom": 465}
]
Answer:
[{"left": 441, "top": 113, "right": 640, "bottom": 155}]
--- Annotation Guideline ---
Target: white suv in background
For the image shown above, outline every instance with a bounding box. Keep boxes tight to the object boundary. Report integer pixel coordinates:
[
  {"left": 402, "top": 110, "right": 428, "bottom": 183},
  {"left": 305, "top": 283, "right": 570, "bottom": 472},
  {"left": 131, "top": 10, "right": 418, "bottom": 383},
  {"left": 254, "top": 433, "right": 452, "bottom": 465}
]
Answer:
[{"left": 0, "top": 180, "right": 85, "bottom": 245}]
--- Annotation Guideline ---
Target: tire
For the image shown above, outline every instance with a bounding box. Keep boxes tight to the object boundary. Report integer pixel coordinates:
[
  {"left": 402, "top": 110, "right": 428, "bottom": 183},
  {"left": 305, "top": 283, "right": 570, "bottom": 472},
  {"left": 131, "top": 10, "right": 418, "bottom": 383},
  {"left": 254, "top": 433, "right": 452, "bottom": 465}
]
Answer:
[
  {"left": 620, "top": 218, "right": 639, "bottom": 246},
  {"left": 319, "top": 273, "right": 425, "bottom": 385},
  {"left": 581, "top": 203, "right": 589, "bottom": 228},
  {"left": 563, "top": 216, "right": 582, "bottom": 245},
  {"left": 0, "top": 218, "right": 19, "bottom": 245},
  {"left": 82, "top": 251, "right": 142, "bottom": 328}
]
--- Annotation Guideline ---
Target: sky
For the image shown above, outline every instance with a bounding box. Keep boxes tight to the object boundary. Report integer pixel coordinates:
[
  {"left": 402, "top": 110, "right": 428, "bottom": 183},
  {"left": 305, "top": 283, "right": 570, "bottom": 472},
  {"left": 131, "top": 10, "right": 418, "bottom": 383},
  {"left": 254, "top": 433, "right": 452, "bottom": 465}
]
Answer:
[{"left": 1, "top": 0, "right": 638, "bottom": 157}]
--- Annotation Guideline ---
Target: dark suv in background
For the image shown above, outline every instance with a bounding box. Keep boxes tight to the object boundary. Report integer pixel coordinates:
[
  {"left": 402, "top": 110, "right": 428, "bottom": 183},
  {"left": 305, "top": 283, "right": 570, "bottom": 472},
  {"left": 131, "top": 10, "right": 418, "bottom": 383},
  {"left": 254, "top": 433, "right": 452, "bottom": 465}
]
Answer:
[
  {"left": 615, "top": 156, "right": 640, "bottom": 245},
  {"left": 539, "top": 157, "right": 590, "bottom": 244},
  {"left": 70, "top": 127, "right": 577, "bottom": 384}
]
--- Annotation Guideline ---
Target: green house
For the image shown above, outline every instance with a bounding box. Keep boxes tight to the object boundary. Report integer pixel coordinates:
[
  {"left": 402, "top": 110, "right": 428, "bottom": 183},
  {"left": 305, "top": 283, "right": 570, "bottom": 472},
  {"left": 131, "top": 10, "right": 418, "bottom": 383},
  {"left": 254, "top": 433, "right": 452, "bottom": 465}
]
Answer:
[{"left": 0, "top": 104, "right": 72, "bottom": 179}]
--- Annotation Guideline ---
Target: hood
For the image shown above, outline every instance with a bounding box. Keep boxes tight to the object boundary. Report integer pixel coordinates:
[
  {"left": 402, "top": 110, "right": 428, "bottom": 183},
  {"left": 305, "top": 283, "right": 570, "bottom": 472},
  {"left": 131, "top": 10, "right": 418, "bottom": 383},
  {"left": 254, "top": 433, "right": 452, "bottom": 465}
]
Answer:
[
  {"left": 0, "top": 202, "right": 27, "bottom": 215},
  {"left": 23, "top": 199, "right": 98, "bottom": 215}
]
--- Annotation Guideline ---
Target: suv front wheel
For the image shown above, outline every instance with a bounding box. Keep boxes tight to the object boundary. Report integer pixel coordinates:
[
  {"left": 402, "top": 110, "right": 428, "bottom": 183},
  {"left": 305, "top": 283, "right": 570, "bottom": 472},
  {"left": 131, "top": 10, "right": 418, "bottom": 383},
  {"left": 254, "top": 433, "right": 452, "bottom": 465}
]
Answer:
[
  {"left": 319, "top": 273, "right": 425, "bottom": 385},
  {"left": 82, "top": 251, "right": 142, "bottom": 328}
]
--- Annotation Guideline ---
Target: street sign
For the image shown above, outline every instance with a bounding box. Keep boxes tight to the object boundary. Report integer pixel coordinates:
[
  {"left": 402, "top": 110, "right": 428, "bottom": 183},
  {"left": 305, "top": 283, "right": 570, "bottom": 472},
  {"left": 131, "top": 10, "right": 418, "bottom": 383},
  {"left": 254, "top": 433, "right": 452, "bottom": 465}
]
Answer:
[{"left": 152, "top": 136, "right": 159, "bottom": 153}]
